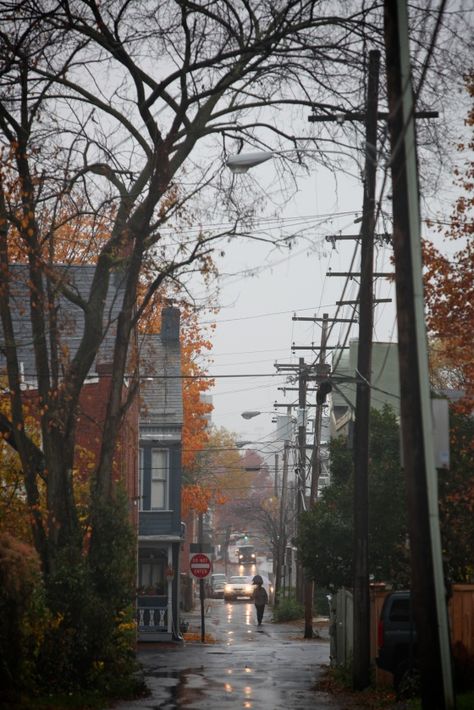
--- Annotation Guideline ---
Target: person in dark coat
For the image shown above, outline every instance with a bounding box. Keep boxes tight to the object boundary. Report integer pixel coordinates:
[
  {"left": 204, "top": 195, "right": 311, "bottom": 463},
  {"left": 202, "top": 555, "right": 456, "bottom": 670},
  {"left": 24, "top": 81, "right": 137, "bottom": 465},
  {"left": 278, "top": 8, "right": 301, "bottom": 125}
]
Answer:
[{"left": 251, "top": 580, "right": 268, "bottom": 626}]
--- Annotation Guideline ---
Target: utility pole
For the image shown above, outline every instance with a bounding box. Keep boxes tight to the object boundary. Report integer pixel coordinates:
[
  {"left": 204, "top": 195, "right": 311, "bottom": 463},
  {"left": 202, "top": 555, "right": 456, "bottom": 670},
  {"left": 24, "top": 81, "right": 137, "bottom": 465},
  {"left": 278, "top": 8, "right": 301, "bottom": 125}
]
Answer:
[
  {"left": 384, "top": 2, "right": 454, "bottom": 707},
  {"left": 198, "top": 512, "right": 205, "bottom": 643},
  {"left": 310, "top": 313, "right": 329, "bottom": 505},
  {"left": 296, "top": 357, "right": 307, "bottom": 604},
  {"left": 302, "top": 314, "right": 329, "bottom": 639},
  {"left": 275, "top": 438, "right": 289, "bottom": 607},
  {"left": 352, "top": 48, "right": 380, "bottom": 691},
  {"left": 274, "top": 452, "right": 279, "bottom": 497}
]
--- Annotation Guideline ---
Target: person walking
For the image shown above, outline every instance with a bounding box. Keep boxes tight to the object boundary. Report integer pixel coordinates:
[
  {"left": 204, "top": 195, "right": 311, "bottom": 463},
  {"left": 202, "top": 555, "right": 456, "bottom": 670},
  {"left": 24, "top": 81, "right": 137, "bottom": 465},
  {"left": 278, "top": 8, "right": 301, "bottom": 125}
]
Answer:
[{"left": 251, "top": 578, "right": 268, "bottom": 626}]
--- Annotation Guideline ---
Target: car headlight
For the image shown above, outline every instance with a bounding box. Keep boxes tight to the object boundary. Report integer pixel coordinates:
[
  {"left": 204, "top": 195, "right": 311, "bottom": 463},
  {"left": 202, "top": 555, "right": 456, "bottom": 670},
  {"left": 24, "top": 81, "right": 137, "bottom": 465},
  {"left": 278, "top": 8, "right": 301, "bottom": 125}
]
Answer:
[
  {"left": 251, "top": 554, "right": 256, "bottom": 558},
  {"left": 245, "top": 585, "right": 253, "bottom": 593},
  {"left": 225, "top": 584, "right": 232, "bottom": 591},
  {"left": 239, "top": 555, "right": 243, "bottom": 560}
]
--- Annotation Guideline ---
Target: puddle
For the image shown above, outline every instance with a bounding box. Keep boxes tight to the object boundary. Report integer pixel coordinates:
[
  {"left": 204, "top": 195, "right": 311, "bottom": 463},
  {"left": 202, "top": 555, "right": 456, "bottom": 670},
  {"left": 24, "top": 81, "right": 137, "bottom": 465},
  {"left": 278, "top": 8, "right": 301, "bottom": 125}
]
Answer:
[{"left": 149, "top": 667, "right": 221, "bottom": 707}]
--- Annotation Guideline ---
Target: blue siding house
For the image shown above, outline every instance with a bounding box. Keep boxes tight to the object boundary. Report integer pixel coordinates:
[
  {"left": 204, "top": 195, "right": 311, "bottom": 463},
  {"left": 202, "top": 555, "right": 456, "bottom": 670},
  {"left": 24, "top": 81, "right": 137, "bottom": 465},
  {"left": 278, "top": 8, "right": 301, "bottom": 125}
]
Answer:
[{"left": 137, "top": 307, "right": 184, "bottom": 641}]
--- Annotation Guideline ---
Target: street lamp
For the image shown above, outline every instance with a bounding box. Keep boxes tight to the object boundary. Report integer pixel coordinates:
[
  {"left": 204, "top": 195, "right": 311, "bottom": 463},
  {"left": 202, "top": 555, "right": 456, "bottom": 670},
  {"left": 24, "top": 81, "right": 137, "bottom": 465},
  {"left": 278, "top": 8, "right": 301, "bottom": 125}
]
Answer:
[
  {"left": 226, "top": 146, "right": 353, "bottom": 176},
  {"left": 241, "top": 410, "right": 264, "bottom": 420},
  {"left": 227, "top": 149, "right": 320, "bottom": 175},
  {"left": 241, "top": 410, "right": 277, "bottom": 420},
  {"left": 226, "top": 151, "right": 275, "bottom": 174}
]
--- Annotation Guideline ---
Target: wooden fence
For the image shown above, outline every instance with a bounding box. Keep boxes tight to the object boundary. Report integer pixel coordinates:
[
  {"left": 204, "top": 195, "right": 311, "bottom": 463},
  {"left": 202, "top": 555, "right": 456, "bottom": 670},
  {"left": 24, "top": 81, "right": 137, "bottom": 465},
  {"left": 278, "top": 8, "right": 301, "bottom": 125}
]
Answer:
[{"left": 332, "top": 584, "right": 474, "bottom": 686}]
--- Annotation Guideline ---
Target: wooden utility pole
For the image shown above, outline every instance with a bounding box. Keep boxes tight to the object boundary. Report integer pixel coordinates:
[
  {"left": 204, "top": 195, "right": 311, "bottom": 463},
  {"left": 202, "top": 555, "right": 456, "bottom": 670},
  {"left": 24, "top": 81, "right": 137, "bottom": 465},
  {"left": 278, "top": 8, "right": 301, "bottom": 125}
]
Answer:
[
  {"left": 352, "top": 48, "right": 380, "bottom": 690},
  {"left": 275, "top": 438, "right": 289, "bottom": 607},
  {"left": 384, "top": 2, "right": 454, "bottom": 707},
  {"left": 310, "top": 313, "right": 329, "bottom": 505},
  {"left": 303, "top": 314, "right": 330, "bottom": 639},
  {"left": 198, "top": 512, "right": 205, "bottom": 643},
  {"left": 295, "top": 358, "right": 307, "bottom": 604}
]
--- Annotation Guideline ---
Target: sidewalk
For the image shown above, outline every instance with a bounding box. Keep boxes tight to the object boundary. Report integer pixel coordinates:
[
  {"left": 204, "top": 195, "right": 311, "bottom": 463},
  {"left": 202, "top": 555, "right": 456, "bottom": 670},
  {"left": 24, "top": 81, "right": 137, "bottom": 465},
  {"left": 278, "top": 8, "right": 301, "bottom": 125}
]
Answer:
[{"left": 181, "top": 597, "right": 330, "bottom": 643}]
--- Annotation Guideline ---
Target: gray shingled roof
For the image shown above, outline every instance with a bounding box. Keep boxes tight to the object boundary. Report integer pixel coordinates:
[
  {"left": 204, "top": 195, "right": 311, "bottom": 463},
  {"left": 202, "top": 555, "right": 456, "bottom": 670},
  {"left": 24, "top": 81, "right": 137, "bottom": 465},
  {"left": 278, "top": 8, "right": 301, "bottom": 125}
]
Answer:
[
  {"left": 0, "top": 265, "right": 183, "bottom": 429},
  {"left": 0, "top": 264, "right": 126, "bottom": 381},
  {"left": 138, "top": 333, "right": 183, "bottom": 427}
]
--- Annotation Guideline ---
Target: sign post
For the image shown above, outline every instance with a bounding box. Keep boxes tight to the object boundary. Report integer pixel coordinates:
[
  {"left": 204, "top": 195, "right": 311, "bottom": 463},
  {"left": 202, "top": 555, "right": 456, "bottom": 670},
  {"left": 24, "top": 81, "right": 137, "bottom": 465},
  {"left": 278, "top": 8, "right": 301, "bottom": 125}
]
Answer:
[{"left": 190, "top": 553, "right": 211, "bottom": 642}]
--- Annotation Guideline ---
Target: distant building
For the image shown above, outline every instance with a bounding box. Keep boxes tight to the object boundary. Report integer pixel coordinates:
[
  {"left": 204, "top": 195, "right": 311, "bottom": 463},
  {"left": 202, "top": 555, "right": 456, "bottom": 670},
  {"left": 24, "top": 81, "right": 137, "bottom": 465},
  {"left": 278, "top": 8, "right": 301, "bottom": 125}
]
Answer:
[
  {"left": 330, "top": 340, "right": 400, "bottom": 440},
  {"left": 200, "top": 393, "right": 213, "bottom": 425}
]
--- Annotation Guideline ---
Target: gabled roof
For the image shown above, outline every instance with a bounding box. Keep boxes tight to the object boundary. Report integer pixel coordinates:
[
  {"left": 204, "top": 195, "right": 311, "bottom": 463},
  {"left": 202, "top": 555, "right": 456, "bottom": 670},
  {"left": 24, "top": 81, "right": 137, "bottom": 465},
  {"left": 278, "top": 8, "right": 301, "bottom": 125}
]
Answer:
[
  {"left": 138, "top": 329, "right": 183, "bottom": 428},
  {"left": 0, "top": 264, "right": 126, "bottom": 380},
  {"left": 1, "top": 265, "right": 183, "bottom": 430}
]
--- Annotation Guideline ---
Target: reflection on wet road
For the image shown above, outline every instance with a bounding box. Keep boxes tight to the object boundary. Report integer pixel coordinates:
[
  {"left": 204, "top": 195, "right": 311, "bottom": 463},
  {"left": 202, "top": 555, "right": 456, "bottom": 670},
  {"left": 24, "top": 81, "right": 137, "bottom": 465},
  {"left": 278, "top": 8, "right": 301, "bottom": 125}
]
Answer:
[{"left": 111, "top": 598, "right": 333, "bottom": 709}]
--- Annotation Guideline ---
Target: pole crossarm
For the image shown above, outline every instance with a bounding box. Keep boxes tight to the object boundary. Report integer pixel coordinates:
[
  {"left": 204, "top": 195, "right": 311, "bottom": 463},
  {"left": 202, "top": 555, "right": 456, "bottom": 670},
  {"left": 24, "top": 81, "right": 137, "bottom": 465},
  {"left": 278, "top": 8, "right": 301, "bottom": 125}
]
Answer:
[
  {"left": 292, "top": 316, "right": 356, "bottom": 323},
  {"left": 308, "top": 109, "right": 438, "bottom": 122},
  {"left": 327, "top": 272, "right": 394, "bottom": 278},
  {"left": 291, "top": 344, "right": 349, "bottom": 351},
  {"left": 336, "top": 298, "right": 391, "bottom": 305},
  {"left": 325, "top": 233, "right": 391, "bottom": 241}
]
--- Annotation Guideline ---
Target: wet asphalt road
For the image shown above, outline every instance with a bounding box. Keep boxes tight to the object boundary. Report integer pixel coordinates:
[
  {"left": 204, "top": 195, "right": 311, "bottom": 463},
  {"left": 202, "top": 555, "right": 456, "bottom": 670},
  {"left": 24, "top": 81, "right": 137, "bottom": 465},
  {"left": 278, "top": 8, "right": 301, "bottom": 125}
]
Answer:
[{"left": 110, "top": 598, "right": 341, "bottom": 710}]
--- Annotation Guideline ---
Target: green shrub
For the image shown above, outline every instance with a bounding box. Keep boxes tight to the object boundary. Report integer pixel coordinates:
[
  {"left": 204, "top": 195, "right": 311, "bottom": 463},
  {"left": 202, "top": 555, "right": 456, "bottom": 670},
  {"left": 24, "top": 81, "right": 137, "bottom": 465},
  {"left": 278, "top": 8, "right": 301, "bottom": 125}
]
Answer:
[
  {"left": 1, "top": 489, "right": 141, "bottom": 703},
  {"left": 37, "top": 489, "right": 138, "bottom": 697},
  {"left": 0, "top": 533, "right": 49, "bottom": 702},
  {"left": 272, "top": 597, "right": 304, "bottom": 622}
]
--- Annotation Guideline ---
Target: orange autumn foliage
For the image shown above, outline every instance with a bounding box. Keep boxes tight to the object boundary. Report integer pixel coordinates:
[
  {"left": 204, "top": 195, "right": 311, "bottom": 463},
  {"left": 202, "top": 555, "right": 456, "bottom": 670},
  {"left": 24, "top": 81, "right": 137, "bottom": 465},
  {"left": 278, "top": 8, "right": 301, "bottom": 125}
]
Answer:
[
  {"left": 1, "top": 151, "right": 114, "bottom": 266},
  {"left": 423, "top": 73, "right": 474, "bottom": 415},
  {"left": 181, "top": 483, "right": 227, "bottom": 517},
  {"left": 2, "top": 154, "right": 217, "bottom": 515}
]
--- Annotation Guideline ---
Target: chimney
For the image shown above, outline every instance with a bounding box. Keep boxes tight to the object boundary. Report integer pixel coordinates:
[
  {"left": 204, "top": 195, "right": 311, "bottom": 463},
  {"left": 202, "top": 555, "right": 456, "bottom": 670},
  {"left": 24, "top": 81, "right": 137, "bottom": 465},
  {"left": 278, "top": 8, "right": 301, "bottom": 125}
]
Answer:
[{"left": 161, "top": 306, "right": 180, "bottom": 343}]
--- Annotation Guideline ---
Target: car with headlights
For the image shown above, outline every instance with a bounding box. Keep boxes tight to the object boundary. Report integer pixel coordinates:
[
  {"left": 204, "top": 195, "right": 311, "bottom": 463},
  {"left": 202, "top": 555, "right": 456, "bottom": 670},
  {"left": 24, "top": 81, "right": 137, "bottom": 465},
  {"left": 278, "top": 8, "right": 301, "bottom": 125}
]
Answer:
[{"left": 223, "top": 575, "right": 254, "bottom": 602}]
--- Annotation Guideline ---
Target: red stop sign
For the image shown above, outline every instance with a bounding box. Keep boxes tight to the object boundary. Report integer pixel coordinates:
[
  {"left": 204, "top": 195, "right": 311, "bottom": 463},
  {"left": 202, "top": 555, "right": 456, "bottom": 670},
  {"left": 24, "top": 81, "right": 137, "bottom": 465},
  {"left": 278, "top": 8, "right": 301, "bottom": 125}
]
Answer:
[{"left": 190, "top": 553, "right": 211, "bottom": 578}]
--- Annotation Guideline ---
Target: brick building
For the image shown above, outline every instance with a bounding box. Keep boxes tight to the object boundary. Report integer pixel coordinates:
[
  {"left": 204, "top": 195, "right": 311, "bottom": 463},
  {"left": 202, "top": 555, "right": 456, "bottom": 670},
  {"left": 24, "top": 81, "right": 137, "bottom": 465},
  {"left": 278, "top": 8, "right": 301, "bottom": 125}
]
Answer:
[{"left": 0, "top": 266, "right": 184, "bottom": 640}]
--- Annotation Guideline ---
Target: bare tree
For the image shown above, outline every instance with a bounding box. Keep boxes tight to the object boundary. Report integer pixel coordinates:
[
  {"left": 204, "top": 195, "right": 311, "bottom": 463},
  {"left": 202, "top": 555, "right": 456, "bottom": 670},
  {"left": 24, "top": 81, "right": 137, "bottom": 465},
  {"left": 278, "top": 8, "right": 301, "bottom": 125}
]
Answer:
[{"left": 0, "top": 1, "right": 470, "bottom": 576}]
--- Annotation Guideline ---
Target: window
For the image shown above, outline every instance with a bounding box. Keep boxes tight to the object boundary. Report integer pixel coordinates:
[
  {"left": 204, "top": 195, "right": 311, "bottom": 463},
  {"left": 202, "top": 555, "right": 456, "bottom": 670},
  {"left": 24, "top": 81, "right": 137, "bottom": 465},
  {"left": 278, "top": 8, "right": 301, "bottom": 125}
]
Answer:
[
  {"left": 138, "top": 550, "right": 167, "bottom": 595},
  {"left": 139, "top": 447, "right": 169, "bottom": 510},
  {"left": 151, "top": 449, "right": 168, "bottom": 509}
]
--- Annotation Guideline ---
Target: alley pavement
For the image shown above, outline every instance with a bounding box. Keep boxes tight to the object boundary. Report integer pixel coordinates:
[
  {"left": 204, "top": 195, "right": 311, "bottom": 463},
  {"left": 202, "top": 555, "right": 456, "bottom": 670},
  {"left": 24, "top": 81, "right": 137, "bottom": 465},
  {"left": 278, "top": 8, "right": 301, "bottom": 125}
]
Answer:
[{"left": 110, "top": 598, "right": 350, "bottom": 709}]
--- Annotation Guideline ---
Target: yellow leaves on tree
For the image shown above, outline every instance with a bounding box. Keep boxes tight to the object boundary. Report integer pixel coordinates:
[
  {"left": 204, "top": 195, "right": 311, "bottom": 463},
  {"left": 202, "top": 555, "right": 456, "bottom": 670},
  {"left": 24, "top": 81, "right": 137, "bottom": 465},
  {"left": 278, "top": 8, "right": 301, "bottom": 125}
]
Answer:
[
  {"left": 0, "top": 395, "right": 42, "bottom": 544},
  {"left": 0, "top": 389, "right": 98, "bottom": 544}
]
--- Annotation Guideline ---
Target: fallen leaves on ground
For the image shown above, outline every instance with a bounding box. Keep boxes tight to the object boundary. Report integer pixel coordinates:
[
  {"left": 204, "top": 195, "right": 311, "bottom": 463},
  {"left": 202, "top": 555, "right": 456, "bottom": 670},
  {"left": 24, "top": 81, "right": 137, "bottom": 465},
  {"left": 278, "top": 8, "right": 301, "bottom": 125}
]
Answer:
[
  {"left": 315, "top": 665, "right": 402, "bottom": 709},
  {"left": 183, "top": 631, "right": 216, "bottom": 644}
]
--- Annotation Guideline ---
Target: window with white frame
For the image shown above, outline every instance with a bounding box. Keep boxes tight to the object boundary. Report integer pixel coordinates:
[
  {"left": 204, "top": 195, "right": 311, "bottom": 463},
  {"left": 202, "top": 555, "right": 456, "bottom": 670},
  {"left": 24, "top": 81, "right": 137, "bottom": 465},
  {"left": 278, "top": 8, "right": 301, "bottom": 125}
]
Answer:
[
  {"left": 139, "top": 447, "right": 169, "bottom": 510},
  {"left": 151, "top": 448, "right": 168, "bottom": 509}
]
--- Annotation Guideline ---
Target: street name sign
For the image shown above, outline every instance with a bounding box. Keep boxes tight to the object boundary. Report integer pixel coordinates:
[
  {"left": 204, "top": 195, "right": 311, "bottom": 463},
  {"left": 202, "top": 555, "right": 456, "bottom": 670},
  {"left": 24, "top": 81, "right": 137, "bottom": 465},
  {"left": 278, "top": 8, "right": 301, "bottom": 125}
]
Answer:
[{"left": 190, "top": 553, "right": 211, "bottom": 578}]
